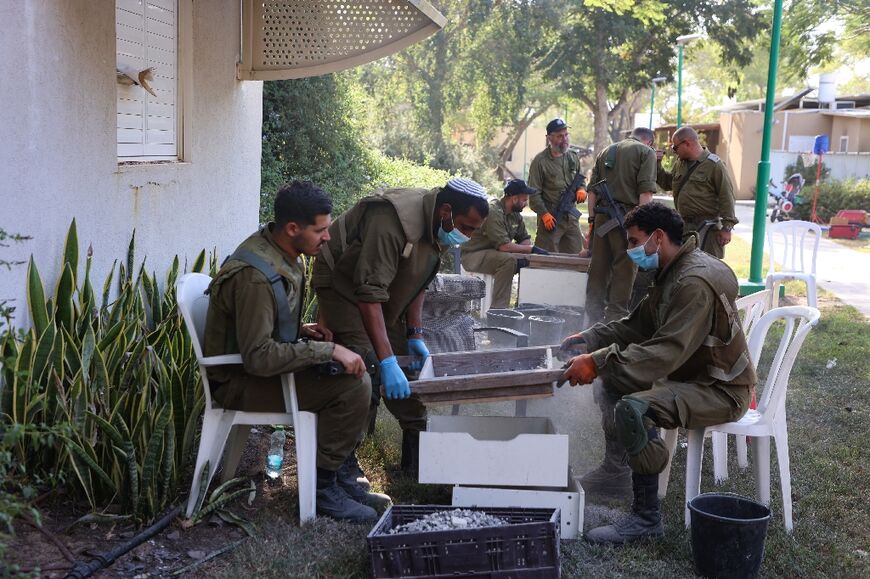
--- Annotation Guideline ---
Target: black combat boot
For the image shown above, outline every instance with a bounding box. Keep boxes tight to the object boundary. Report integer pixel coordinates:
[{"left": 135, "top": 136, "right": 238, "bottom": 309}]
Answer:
[
  {"left": 400, "top": 430, "right": 420, "bottom": 475},
  {"left": 315, "top": 468, "right": 377, "bottom": 523},
  {"left": 336, "top": 453, "right": 392, "bottom": 513},
  {"left": 580, "top": 437, "right": 633, "bottom": 496},
  {"left": 586, "top": 472, "right": 664, "bottom": 544}
]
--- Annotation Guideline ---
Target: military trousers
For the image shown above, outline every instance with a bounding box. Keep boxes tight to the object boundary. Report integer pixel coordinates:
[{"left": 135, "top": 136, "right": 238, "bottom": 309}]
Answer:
[
  {"left": 211, "top": 368, "right": 371, "bottom": 472},
  {"left": 534, "top": 214, "right": 584, "bottom": 254},
  {"left": 684, "top": 220, "right": 725, "bottom": 259},
  {"left": 315, "top": 287, "right": 428, "bottom": 435},
  {"left": 460, "top": 249, "right": 516, "bottom": 309},
  {"left": 585, "top": 212, "right": 638, "bottom": 326},
  {"left": 605, "top": 376, "right": 751, "bottom": 475}
]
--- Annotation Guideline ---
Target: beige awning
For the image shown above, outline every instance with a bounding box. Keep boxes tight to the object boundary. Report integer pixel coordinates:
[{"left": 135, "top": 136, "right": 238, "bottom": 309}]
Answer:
[{"left": 238, "top": 0, "right": 446, "bottom": 80}]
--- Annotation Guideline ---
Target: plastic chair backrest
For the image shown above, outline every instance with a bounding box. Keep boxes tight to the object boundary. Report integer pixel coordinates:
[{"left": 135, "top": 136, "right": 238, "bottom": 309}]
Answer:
[
  {"left": 745, "top": 306, "right": 820, "bottom": 423},
  {"left": 736, "top": 289, "right": 770, "bottom": 338},
  {"left": 176, "top": 273, "right": 215, "bottom": 403},
  {"left": 766, "top": 220, "right": 821, "bottom": 277}
]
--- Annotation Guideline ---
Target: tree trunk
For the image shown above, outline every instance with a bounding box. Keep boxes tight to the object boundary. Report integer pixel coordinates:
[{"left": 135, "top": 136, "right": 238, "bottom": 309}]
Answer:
[
  {"left": 496, "top": 107, "right": 548, "bottom": 180},
  {"left": 427, "top": 33, "right": 448, "bottom": 165},
  {"left": 593, "top": 81, "right": 610, "bottom": 152}
]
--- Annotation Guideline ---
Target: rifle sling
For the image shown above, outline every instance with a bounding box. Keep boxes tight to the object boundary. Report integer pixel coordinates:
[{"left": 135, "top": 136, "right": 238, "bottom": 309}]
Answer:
[{"left": 232, "top": 249, "right": 301, "bottom": 344}]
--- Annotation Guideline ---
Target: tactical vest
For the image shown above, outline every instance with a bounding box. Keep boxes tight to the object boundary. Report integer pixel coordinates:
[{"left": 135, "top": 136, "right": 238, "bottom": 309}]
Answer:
[
  {"left": 316, "top": 188, "right": 443, "bottom": 325},
  {"left": 208, "top": 227, "right": 303, "bottom": 352},
  {"left": 656, "top": 241, "right": 757, "bottom": 387}
]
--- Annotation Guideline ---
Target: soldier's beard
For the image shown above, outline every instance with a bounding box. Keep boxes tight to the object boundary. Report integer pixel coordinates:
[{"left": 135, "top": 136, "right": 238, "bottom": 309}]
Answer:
[{"left": 551, "top": 142, "right": 569, "bottom": 154}]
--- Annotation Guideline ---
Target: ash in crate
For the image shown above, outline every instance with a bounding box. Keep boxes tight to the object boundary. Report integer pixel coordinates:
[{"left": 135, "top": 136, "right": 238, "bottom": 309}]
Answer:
[
  {"left": 368, "top": 505, "right": 560, "bottom": 578},
  {"left": 388, "top": 508, "right": 509, "bottom": 534}
]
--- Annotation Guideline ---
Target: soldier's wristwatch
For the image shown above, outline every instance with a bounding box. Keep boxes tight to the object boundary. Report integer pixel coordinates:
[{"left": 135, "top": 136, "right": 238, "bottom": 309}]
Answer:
[{"left": 407, "top": 326, "right": 425, "bottom": 338}]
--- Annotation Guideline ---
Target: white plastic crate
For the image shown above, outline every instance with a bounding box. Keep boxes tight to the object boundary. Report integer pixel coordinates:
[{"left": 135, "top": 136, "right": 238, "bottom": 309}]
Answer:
[
  {"left": 419, "top": 415, "right": 569, "bottom": 488},
  {"left": 452, "top": 473, "right": 585, "bottom": 539}
]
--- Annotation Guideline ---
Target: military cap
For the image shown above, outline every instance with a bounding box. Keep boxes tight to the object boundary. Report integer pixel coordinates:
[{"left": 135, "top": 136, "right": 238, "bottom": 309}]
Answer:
[
  {"left": 546, "top": 118, "right": 569, "bottom": 134},
  {"left": 503, "top": 179, "right": 536, "bottom": 197}
]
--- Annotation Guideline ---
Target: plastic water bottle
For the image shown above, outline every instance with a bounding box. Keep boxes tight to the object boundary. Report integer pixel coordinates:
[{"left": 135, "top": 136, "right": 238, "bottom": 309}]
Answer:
[{"left": 266, "top": 427, "right": 285, "bottom": 479}]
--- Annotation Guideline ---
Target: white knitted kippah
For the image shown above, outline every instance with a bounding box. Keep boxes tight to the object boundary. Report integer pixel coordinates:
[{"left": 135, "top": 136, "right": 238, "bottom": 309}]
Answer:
[{"left": 446, "top": 177, "right": 487, "bottom": 199}]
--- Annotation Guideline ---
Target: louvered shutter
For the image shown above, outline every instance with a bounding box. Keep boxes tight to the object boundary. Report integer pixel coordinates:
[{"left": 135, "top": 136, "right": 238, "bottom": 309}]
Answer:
[
  {"left": 116, "top": 0, "right": 177, "bottom": 158},
  {"left": 238, "top": 0, "right": 446, "bottom": 81}
]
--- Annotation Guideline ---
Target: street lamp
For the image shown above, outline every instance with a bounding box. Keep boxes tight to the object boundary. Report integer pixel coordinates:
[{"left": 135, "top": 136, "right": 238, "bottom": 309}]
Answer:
[
  {"left": 649, "top": 76, "right": 666, "bottom": 129},
  {"left": 676, "top": 33, "right": 703, "bottom": 127}
]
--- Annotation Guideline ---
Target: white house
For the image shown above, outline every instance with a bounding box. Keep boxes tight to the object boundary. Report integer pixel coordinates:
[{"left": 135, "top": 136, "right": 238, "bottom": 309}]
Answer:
[{"left": 0, "top": 0, "right": 444, "bottom": 327}]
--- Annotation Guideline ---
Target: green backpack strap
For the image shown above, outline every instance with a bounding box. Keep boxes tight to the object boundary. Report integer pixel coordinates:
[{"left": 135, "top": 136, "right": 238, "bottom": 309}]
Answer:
[{"left": 231, "top": 249, "right": 300, "bottom": 344}]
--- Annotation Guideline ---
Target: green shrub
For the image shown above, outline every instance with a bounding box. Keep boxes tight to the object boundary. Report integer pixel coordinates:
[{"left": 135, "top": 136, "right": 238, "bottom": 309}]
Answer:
[
  {"left": 0, "top": 220, "right": 214, "bottom": 523},
  {"left": 793, "top": 178, "right": 870, "bottom": 223},
  {"left": 784, "top": 155, "right": 831, "bottom": 187}
]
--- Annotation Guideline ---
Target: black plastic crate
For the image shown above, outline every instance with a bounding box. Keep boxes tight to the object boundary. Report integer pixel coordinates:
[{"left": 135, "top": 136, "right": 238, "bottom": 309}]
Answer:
[{"left": 367, "top": 505, "right": 560, "bottom": 578}]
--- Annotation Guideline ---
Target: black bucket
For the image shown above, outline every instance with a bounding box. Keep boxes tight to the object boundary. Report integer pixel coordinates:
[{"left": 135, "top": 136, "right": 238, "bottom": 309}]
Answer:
[{"left": 688, "top": 493, "right": 771, "bottom": 578}]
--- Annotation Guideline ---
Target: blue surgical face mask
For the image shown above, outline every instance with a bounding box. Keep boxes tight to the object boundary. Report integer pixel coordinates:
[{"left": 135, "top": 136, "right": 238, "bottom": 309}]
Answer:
[
  {"left": 627, "top": 233, "right": 660, "bottom": 270},
  {"left": 438, "top": 214, "right": 471, "bottom": 245}
]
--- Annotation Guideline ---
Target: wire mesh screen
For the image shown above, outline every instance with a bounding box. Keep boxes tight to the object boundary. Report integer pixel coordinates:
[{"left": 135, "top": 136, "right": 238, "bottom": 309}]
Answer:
[{"left": 422, "top": 274, "right": 485, "bottom": 354}]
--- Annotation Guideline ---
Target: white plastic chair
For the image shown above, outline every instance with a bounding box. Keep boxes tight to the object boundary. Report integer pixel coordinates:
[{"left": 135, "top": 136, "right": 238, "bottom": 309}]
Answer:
[
  {"left": 176, "top": 273, "right": 317, "bottom": 521},
  {"left": 765, "top": 221, "right": 821, "bottom": 309},
  {"left": 683, "top": 306, "right": 820, "bottom": 531},
  {"left": 658, "top": 289, "right": 772, "bottom": 497}
]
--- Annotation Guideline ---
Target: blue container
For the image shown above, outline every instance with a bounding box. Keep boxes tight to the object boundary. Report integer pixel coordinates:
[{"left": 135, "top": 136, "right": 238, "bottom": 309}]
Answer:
[{"left": 813, "top": 134, "right": 829, "bottom": 155}]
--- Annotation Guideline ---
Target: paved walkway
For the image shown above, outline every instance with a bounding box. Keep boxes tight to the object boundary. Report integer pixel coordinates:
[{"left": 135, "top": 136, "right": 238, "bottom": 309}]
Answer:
[{"left": 733, "top": 200, "right": 870, "bottom": 319}]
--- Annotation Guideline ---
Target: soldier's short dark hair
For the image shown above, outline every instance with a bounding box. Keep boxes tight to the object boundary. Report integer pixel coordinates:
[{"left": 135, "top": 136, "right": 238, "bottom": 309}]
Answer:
[
  {"left": 624, "top": 202, "right": 684, "bottom": 244},
  {"left": 631, "top": 127, "right": 655, "bottom": 142},
  {"left": 274, "top": 181, "right": 333, "bottom": 227},
  {"left": 436, "top": 186, "right": 490, "bottom": 219}
]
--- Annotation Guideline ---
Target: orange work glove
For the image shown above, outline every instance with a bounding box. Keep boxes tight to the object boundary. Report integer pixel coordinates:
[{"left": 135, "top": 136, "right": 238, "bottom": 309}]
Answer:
[
  {"left": 575, "top": 187, "right": 587, "bottom": 203},
  {"left": 563, "top": 354, "right": 598, "bottom": 386},
  {"left": 541, "top": 212, "right": 557, "bottom": 231}
]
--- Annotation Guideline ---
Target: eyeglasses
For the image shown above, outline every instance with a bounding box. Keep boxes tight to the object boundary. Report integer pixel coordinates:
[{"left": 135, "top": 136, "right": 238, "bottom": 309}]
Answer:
[{"left": 671, "top": 140, "right": 686, "bottom": 152}]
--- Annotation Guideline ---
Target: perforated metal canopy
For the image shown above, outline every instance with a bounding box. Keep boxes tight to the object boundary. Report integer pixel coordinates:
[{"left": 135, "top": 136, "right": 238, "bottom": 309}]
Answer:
[{"left": 238, "top": 0, "right": 446, "bottom": 80}]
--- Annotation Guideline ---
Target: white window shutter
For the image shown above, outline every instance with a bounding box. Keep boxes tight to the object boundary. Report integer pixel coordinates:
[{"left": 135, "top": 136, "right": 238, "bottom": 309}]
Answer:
[
  {"left": 238, "top": 0, "right": 446, "bottom": 81},
  {"left": 116, "top": 0, "right": 177, "bottom": 158}
]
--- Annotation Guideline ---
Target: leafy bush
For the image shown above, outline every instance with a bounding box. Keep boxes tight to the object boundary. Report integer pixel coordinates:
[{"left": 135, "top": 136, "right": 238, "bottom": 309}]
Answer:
[
  {"left": 792, "top": 178, "right": 870, "bottom": 223},
  {"left": 0, "top": 220, "right": 213, "bottom": 522}
]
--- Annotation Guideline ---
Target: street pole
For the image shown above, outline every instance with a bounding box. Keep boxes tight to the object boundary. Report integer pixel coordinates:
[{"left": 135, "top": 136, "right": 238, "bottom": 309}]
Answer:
[
  {"left": 746, "top": 0, "right": 784, "bottom": 291},
  {"left": 649, "top": 83, "right": 656, "bottom": 129},
  {"left": 677, "top": 44, "right": 684, "bottom": 128}
]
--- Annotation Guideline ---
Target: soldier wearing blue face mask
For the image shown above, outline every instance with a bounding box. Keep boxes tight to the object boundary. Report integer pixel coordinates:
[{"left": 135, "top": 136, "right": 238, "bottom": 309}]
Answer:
[
  {"left": 560, "top": 202, "right": 756, "bottom": 545},
  {"left": 312, "top": 178, "right": 489, "bottom": 477}
]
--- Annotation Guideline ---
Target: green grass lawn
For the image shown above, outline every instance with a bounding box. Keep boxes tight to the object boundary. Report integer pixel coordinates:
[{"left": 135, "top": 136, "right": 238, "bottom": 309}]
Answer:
[{"left": 201, "top": 234, "right": 869, "bottom": 578}]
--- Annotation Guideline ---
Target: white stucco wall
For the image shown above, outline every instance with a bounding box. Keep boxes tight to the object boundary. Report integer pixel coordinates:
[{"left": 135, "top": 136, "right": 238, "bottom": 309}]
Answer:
[{"left": 0, "top": 1, "right": 263, "bottom": 328}]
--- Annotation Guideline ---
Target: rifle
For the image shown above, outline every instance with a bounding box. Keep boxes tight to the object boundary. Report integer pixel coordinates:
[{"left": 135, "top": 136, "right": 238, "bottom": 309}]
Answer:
[
  {"left": 587, "top": 179, "right": 627, "bottom": 239},
  {"left": 553, "top": 168, "right": 587, "bottom": 222}
]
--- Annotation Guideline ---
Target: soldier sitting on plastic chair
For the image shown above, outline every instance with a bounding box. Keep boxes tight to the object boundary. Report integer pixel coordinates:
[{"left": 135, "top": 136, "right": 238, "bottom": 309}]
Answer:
[
  {"left": 560, "top": 202, "right": 756, "bottom": 545},
  {"left": 204, "top": 181, "right": 390, "bottom": 523}
]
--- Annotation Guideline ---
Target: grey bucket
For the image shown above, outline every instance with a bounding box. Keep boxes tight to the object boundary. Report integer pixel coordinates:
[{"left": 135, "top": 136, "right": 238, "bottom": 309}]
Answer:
[
  {"left": 528, "top": 315, "right": 565, "bottom": 346},
  {"left": 485, "top": 309, "right": 527, "bottom": 348},
  {"left": 516, "top": 302, "right": 550, "bottom": 317},
  {"left": 551, "top": 305, "right": 586, "bottom": 335},
  {"left": 689, "top": 493, "right": 771, "bottom": 578}
]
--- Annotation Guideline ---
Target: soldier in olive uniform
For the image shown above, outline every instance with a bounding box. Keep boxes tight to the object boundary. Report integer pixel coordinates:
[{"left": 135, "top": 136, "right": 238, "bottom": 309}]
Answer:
[
  {"left": 581, "top": 128, "right": 657, "bottom": 498},
  {"left": 461, "top": 179, "right": 549, "bottom": 309},
  {"left": 562, "top": 202, "right": 756, "bottom": 544},
  {"left": 312, "top": 178, "right": 488, "bottom": 475},
  {"left": 528, "top": 118, "right": 587, "bottom": 253},
  {"left": 657, "top": 126, "right": 737, "bottom": 258},
  {"left": 204, "top": 181, "right": 387, "bottom": 523}
]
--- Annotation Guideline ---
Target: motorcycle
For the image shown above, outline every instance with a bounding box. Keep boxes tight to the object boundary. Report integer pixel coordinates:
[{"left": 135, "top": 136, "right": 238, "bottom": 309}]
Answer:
[{"left": 768, "top": 173, "right": 805, "bottom": 223}]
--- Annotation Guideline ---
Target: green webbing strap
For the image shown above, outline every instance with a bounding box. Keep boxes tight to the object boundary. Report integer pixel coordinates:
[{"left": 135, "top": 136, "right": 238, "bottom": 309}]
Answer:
[
  {"left": 232, "top": 249, "right": 300, "bottom": 344},
  {"left": 604, "top": 144, "right": 618, "bottom": 169}
]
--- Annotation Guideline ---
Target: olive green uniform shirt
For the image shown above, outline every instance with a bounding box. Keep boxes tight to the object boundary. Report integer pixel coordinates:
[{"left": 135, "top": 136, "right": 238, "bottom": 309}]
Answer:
[
  {"left": 461, "top": 198, "right": 530, "bottom": 254},
  {"left": 589, "top": 137, "right": 657, "bottom": 206},
  {"left": 528, "top": 148, "right": 583, "bottom": 216},
  {"left": 205, "top": 226, "right": 334, "bottom": 382},
  {"left": 581, "top": 237, "right": 756, "bottom": 391},
  {"left": 657, "top": 149, "right": 737, "bottom": 230}
]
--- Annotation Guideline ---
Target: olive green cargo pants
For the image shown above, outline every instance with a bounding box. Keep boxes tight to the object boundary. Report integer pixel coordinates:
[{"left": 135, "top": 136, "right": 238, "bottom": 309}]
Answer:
[
  {"left": 315, "top": 287, "right": 428, "bottom": 434},
  {"left": 605, "top": 376, "right": 751, "bottom": 475},
  {"left": 585, "top": 212, "right": 638, "bottom": 325},
  {"left": 212, "top": 368, "right": 371, "bottom": 471},
  {"left": 460, "top": 249, "right": 517, "bottom": 310},
  {"left": 534, "top": 215, "right": 584, "bottom": 254}
]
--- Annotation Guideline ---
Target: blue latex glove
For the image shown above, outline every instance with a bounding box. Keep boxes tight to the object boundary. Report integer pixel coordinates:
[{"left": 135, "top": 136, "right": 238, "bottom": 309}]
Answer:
[
  {"left": 407, "top": 338, "right": 430, "bottom": 371},
  {"left": 380, "top": 356, "right": 411, "bottom": 400}
]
